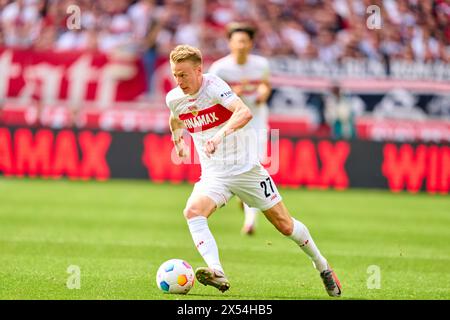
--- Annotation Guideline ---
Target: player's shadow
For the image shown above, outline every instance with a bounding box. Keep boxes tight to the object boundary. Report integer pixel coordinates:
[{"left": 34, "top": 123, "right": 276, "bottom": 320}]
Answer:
[{"left": 186, "top": 293, "right": 368, "bottom": 300}]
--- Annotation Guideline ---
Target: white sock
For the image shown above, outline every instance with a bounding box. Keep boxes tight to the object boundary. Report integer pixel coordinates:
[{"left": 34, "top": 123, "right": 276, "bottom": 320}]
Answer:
[
  {"left": 243, "top": 203, "right": 258, "bottom": 228},
  {"left": 288, "top": 218, "right": 328, "bottom": 273},
  {"left": 187, "top": 216, "right": 224, "bottom": 273}
]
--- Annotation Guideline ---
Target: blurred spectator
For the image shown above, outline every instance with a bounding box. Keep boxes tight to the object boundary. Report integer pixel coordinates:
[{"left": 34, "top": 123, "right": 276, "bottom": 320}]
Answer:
[
  {"left": 97, "top": 14, "right": 135, "bottom": 53},
  {"left": 0, "top": 0, "right": 447, "bottom": 63},
  {"left": 280, "top": 18, "right": 310, "bottom": 57},
  {"left": 1, "top": 0, "right": 41, "bottom": 48},
  {"left": 133, "top": 0, "right": 163, "bottom": 94},
  {"left": 33, "top": 23, "right": 56, "bottom": 50},
  {"left": 324, "top": 84, "right": 356, "bottom": 139},
  {"left": 0, "top": 0, "right": 449, "bottom": 93}
]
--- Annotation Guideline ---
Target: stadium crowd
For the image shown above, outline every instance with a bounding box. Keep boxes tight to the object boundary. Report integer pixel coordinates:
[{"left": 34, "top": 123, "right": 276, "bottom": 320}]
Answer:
[
  {"left": 0, "top": 0, "right": 448, "bottom": 139},
  {"left": 1, "top": 0, "right": 449, "bottom": 63}
]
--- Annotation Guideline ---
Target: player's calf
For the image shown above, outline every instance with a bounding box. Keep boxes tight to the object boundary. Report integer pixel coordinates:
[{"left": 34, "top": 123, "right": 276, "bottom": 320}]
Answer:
[{"left": 263, "top": 202, "right": 294, "bottom": 236}]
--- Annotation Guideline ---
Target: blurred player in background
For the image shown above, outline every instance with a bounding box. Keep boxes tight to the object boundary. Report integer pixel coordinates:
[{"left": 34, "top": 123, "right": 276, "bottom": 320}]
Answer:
[
  {"left": 209, "top": 23, "right": 271, "bottom": 236},
  {"left": 166, "top": 44, "right": 341, "bottom": 297}
]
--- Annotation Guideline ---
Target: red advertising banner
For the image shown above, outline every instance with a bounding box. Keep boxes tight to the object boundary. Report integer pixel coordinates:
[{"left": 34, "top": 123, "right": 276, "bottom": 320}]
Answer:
[
  {"left": 0, "top": 127, "right": 111, "bottom": 180},
  {"left": 0, "top": 48, "right": 147, "bottom": 104},
  {"left": 0, "top": 127, "right": 448, "bottom": 194}
]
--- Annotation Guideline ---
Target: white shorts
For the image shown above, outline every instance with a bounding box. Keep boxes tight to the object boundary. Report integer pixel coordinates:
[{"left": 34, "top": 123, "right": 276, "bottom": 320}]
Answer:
[{"left": 189, "top": 164, "right": 282, "bottom": 211}]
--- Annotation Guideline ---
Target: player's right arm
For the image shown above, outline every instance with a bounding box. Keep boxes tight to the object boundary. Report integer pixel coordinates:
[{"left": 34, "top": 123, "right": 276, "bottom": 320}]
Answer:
[{"left": 169, "top": 111, "right": 189, "bottom": 158}]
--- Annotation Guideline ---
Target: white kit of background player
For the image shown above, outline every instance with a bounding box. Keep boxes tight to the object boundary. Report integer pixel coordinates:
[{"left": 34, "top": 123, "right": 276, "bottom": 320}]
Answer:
[{"left": 209, "top": 24, "right": 271, "bottom": 235}]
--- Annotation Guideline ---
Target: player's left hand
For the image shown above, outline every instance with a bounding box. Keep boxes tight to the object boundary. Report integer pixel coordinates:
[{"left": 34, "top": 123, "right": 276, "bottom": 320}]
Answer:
[{"left": 204, "top": 140, "right": 217, "bottom": 158}]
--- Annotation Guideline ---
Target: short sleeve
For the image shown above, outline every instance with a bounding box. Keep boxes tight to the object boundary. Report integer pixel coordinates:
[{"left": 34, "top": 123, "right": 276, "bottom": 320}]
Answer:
[
  {"left": 207, "top": 74, "right": 238, "bottom": 108},
  {"left": 165, "top": 90, "right": 178, "bottom": 117}
]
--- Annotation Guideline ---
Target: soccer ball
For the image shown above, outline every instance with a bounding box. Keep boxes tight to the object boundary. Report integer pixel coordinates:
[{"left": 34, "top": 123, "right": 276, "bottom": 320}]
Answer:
[{"left": 156, "top": 259, "right": 195, "bottom": 294}]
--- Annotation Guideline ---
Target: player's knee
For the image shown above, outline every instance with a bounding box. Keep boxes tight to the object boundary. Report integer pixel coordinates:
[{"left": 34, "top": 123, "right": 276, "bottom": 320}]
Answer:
[
  {"left": 183, "top": 205, "right": 202, "bottom": 219},
  {"left": 278, "top": 221, "right": 293, "bottom": 236}
]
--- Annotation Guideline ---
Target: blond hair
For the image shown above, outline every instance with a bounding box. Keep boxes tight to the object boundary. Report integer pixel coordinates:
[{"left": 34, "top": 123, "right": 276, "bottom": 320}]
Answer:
[{"left": 169, "top": 45, "right": 203, "bottom": 65}]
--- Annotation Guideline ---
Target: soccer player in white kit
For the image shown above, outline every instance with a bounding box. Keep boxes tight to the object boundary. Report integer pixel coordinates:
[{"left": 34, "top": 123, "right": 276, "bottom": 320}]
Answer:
[
  {"left": 166, "top": 44, "right": 342, "bottom": 297},
  {"left": 209, "top": 23, "right": 271, "bottom": 236}
]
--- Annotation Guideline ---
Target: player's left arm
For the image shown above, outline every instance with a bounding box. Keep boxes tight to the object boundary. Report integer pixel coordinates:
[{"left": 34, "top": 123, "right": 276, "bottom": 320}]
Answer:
[{"left": 204, "top": 97, "right": 253, "bottom": 157}]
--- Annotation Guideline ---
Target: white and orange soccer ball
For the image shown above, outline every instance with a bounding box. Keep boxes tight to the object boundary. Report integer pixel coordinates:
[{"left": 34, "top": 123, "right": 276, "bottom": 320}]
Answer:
[{"left": 156, "top": 259, "right": 195, "bottom": 294}]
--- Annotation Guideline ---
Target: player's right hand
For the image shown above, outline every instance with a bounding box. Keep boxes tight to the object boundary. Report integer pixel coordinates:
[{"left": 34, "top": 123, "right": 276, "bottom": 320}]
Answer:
[{"left": 175, "top": 140, "right": 189, "bottom": 158}]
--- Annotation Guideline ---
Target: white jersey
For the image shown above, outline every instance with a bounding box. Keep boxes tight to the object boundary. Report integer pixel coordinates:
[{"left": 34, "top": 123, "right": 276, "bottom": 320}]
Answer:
[
  {"left": 208, "top": 54, "right": 270, "bottom": 132},
  {"left": 166, "top": 73, "right": 260, "bottom": 178}
]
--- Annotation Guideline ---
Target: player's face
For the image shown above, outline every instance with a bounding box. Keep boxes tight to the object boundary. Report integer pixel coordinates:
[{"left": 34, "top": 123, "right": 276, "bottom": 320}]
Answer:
[
  {"left": 171, "top": 60, "right": 203, "bottom": 95},
  {"left": 229, "top": 32, "right": 253, "bottom": 58}
]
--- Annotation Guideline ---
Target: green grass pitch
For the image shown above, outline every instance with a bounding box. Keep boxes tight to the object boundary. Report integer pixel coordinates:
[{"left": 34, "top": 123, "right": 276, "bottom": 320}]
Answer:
[{"left": 0, "top": 178, "right": 449, "bottom": 300}]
